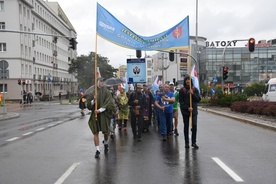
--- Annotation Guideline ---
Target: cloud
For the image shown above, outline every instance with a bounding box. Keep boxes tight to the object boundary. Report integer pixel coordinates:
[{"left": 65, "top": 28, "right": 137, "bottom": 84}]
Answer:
[{"left": 52, "top": 0, "right": 276, "bottom": 67}]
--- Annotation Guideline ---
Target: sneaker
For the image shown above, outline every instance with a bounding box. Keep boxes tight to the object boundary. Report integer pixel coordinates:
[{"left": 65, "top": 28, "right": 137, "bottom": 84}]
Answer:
[
  {"left": 162, "top": 135, "right": 167, "bottom": 141},
  {"left": 192, "top": 144, "right": 199, "bottom": 149},
  {"left": 81, "top": 112, "right": 85, "bottom": 116},
  {"left": 104, "top": 144, "right": 109, "bottom": 153},
  {"left": 137, "top": 136, "right": 142, "bottom": 142},
  {"left": 185, "top": 144, "right": 190, "bottom": 149},
  {"left": 174, "top": 129, "right": 179, "bottom": 136},
  {"left": 95, "top": 150, "right": 100, "bottom": 158}
]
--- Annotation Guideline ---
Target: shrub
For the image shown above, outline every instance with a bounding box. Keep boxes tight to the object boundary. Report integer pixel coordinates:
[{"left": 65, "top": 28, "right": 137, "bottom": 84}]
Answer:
[{"left": 230, "top": 101, "right": 276, "bottom": 118}]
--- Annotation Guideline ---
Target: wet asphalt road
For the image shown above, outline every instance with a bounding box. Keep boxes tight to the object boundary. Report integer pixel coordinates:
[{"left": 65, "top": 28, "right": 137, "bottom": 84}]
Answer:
[{"left": 0, "top": 104, "right": 276, "bottom": 184}]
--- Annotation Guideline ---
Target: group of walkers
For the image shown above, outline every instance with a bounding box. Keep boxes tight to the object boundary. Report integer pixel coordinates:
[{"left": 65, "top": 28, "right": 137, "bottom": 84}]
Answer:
[{"left": 80, "top": 76, "right": 201, "bottom": 159}]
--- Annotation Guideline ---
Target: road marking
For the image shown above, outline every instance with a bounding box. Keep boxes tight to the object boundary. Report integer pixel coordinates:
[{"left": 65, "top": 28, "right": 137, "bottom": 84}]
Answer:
[
  {"left": 22, "top": 132, "right": 33, "bottom": 136},
  {"left": 47, "top": 124, "right": 55, "bottom": 127},
  {"left": 6, "top": 137, "right": 20, "bottom": 142},
  {"left": 212, "top": 157, "right": 244, "bottom": 182},
  {"left": 55, "top": 162, "right": 80, "bottom": 184},
  {"left": 36, "top": 127, "right": 45, "bottom": 131}
]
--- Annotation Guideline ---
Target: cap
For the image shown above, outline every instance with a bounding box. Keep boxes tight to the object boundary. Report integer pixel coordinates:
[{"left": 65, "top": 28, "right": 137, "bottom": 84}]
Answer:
[
  {"left": 79, "top": 88, "right": 84, "bottom": 93},
  {"left": 169, "top": 82, "right": 174, "bottom": 85},
  {"left": 136, "top": 84, "right": 143, "bottom": 89},
  {"left": 97, "top": 77, "right": 105, "bottom": 81}
]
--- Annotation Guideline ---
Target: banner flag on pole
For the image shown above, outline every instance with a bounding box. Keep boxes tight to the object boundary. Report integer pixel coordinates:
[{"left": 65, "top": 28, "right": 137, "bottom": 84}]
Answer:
[
  {"left": 191, "top": 64, "right": 200, "bottom": 94},
  {"left": 97, "top": 67, "right": 101, "bottom": 78},
  {"left": 152, "top": 76, "right": 160, "bottom": 94},
  {"left": 96, "top": 3, "right": 189, "bottom": 51}
]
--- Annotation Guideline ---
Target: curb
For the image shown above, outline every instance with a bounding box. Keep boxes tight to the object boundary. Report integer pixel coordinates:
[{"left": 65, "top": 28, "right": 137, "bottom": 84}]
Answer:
[
  {"left": 199, "top": 107, "right": 276, "bottom": 131},
  {"left": 0, "top": 113, "right": 20, "bottom": 121}
]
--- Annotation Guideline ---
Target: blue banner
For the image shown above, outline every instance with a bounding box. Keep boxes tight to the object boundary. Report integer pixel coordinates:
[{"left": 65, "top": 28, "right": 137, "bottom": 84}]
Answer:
[
  {"left": 96, "top": 3, "right": 189, "bottom": 51},
  {"left": 127, "top": 58, "right": 146, "bottom": 83}
]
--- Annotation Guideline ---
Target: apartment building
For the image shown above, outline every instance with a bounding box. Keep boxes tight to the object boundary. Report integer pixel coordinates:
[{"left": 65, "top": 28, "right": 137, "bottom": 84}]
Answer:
[{"left": 0, "top": 0, "right": 77, "bottom": 101}]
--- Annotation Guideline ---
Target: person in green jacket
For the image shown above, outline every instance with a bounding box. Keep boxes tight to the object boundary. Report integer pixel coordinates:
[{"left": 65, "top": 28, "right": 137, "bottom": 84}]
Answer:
[
  {"left": 169, "top": 82, "right": 179, "bottom": 136},
  {"left": 86, "top": 77, "right": 116, "bottom": 158}
]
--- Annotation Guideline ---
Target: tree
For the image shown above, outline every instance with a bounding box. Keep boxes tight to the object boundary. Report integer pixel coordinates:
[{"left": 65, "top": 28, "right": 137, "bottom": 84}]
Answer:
[
  {"left": 243, "top": 82, "right": 265, "bottom": 97},
  {"left": 68, "top": 52, "right": 118, "bottom": 89}
]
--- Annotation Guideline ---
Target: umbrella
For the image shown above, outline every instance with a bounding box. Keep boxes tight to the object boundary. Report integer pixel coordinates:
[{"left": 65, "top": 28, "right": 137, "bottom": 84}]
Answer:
[
  {"left": 104, "top": 77, "right": 124, "bottom": 86},
  {"left": 35, "top": 92, "right": 42, "bottom": 96},
  {"left": 84, "top": 85, "right": 94, "bottom": 95}
]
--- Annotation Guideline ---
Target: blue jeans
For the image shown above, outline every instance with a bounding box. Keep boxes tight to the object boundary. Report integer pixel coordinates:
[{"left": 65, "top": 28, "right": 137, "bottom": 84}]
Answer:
[{"left": 159, "top": 111, "right": 173, "bottom": 135}]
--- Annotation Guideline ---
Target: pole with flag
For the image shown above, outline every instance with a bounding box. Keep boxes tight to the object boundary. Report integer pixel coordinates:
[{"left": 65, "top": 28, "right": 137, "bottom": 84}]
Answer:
[{"left": 189, "top": 64, "right": 200, "bottom": 128}]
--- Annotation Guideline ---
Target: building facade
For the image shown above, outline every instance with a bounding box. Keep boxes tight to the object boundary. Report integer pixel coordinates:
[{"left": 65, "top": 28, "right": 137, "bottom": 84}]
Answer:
[
  {"left": 0, "top": 0, "right": 77, "bottom": 101},
  {"left": 200, "top": 40, "right": 276, "bottom": 93},
  {"left": 148, "top": 37, "right": 276, "bottom": 93}
]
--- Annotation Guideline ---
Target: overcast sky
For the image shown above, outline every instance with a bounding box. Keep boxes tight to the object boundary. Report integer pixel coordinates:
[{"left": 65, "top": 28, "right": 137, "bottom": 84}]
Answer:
[{"left": 50, "top": 0, "right": 276, "bottom": 68}]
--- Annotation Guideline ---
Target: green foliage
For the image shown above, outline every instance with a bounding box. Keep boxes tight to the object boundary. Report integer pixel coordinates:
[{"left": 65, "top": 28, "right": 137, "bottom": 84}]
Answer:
[
  {"left": 68, "top": 52, "right": 118, "bottom": 89},
  {"left": 243, "top": 82, "right": 265, "bottom": 97},
  {"left": 210, "top": 93, "right": 248, "bottom": 107}
]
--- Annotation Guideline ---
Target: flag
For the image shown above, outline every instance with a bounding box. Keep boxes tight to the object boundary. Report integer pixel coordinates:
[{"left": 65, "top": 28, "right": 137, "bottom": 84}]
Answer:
[
  {"left": 191, "top": 65, "right": 200, "bottom": 94},
  {"left": 96, "top": 3, "right": 189, "bottom": 51},
  {"left": 152, "top": 76, "right": 160, "bottom": 94},
  {"left": 97, "top": 67, "right": 101, "bottom": 77}
]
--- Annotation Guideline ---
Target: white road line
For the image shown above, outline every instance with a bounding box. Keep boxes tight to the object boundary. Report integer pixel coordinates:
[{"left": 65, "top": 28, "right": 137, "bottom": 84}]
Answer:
[
  {"left": 36, "top": 127, "right": 45, "bottom": 131},
  {"left": 212, "top": 157, "right": 244, "bottom": 182},
  {"left": 55, "top": 162, "right": 80, "bottom": 184},
  {"left": 6, "top": 137, "right": 20, "bottom": 142},
  {"left": 22, "top": 132, "right": 33, "bottom": 136},
  {"left": 47, "top": 124, "right": 55, "bottom": 127}
]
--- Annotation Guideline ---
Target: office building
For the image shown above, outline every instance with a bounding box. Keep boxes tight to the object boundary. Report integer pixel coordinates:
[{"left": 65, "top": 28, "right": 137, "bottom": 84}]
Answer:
[{"left": 0, "top": 0, "right": 77, "bottom": 101}]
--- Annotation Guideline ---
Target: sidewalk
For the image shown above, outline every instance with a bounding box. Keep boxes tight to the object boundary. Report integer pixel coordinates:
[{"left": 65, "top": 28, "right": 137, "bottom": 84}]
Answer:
[{"left": 0, "top": 100, "right": 62, "bottom": 121}]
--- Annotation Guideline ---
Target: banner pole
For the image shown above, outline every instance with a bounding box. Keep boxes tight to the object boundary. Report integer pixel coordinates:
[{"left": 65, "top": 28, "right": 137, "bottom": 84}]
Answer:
[{"left": 94, "top": 33, "right": 98, "bottom": 118}]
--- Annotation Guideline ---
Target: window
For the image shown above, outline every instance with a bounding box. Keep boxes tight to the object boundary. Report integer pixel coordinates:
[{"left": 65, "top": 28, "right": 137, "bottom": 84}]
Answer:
[
  {"left": 0, "top": 84, "right": 7, "bottom": 93},
  {"left": 0, "top": 1, "right": 4, "bottom": 11},
  {"left": 0, "top": 43, "right": 6, "bottom": 51},
  {"left": 0, "top": 22, "right": 5, "bottom": 29}
]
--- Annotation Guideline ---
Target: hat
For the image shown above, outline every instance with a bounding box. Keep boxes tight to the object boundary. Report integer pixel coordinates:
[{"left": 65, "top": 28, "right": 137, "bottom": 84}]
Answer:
[
  {"left": 136, "top": 84, "right": 143, "bottom": 89},
  {"left": 79, "top": 88, "right": 84, "bottom": 93},
  {"left": 169, "top": 82, "right": 174, "bottom": 85},
  {"left": 97, "top": 77, "right": 105, "bottom": 81}
]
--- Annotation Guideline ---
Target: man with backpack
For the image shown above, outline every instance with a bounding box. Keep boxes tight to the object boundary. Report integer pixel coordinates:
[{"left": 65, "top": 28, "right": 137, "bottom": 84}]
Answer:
[{"left": 179, "top": 76, "right": 201, "bottom": 149}]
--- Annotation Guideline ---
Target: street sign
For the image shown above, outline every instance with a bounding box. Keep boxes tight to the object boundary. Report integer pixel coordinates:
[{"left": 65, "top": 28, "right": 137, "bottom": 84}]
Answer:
[
  {"left": 0, "top": 60, "right": 9, "bottom": 70},
  {"left": 47, "top": 74, "right": 52, "bottom": 82}
]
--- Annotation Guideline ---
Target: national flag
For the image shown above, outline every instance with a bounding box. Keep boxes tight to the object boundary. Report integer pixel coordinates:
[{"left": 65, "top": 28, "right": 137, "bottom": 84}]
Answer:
[
  {"left": 97, "top": 67, "right": 101, "bottom": 77},
  {"left": 191, "top": 65, "right": 200, "bottom": 94}
]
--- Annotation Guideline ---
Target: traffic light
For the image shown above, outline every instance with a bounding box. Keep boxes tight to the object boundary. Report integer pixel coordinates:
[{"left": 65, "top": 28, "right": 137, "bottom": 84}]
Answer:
[
  {"left": 136, "top": 50, "right": 141, "bottom": 58},
  {"left": 248, "top": 38, "right": 255, "bottom": 52},
  {"left": 69, "top": 38, "right": 77, "bottom": 50},
  {"left": 223, "top": 66, "right": 229, "bottom": 80},
  {"left": 169, "top": 50, "right": 174, "bottom": 61},
  {"left": 18, "top": 79, "right": 21, "bottom": 85}
]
